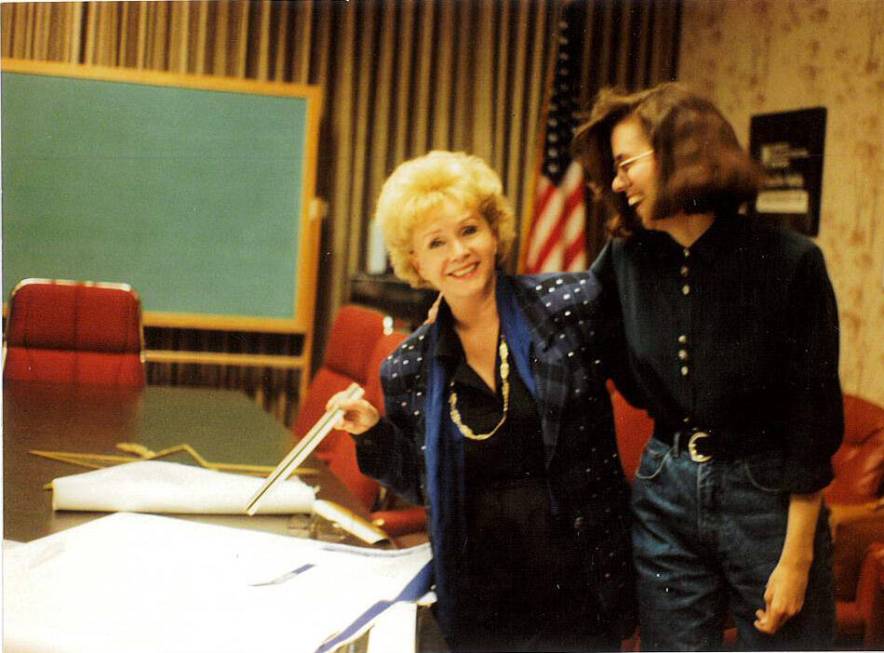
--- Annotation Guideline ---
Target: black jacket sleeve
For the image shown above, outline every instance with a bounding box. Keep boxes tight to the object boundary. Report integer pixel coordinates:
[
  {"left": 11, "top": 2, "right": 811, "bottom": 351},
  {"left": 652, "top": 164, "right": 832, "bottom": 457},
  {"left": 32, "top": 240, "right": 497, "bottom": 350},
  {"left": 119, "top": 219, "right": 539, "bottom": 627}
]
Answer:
[{"left": 353, "top": 355, "right": 426, "bottom": 506}]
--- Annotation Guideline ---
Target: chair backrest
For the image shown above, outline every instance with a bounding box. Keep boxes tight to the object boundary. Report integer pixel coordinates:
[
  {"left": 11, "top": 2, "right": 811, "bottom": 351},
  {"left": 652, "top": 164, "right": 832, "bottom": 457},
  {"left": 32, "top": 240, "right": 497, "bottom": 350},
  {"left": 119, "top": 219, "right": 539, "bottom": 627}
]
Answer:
[
  {"left": 609, "top": 384, "right": 654, "bottom": 481},
  {"left": 292, "top": 304, "right": 389, "bottom": 441},
  {"left": 3, "top": 278, "right": 145, "bottom": 386},
  {"left": 322, "top": 304, "right": 392, "bottom": 383},
  {"left": 291, "top": 304, "right": 390, "bottom": 510},
  {"left": 826, "top": 393, "right": 884, "bottom": 505}
]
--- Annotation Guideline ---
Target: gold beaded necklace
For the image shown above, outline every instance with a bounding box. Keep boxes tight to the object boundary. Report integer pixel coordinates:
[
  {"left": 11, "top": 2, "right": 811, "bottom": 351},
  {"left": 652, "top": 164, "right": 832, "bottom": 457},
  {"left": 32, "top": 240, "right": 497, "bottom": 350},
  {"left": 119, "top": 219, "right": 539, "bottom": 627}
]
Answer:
[{"left": 448, "top": 337, "right": 510, "bottom": 441}]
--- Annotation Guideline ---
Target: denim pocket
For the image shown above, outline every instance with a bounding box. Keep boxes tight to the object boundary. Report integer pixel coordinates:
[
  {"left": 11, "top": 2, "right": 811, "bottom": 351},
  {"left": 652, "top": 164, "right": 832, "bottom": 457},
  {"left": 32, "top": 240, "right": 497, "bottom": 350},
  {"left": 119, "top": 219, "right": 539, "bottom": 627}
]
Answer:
[
  {"left": 634, "top": 439, "right": 671, "bottom": 481},
  {"left": 742, "top": 453, "right": 785, "bottom": 493}
]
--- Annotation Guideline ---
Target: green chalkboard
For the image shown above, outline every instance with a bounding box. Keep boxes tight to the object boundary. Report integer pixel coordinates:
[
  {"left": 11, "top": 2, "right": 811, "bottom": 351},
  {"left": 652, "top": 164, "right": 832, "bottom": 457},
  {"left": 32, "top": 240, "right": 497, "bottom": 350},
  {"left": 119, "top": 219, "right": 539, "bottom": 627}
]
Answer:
[{"left": 1, "top": 60, "right": 322, "bottom": 333}]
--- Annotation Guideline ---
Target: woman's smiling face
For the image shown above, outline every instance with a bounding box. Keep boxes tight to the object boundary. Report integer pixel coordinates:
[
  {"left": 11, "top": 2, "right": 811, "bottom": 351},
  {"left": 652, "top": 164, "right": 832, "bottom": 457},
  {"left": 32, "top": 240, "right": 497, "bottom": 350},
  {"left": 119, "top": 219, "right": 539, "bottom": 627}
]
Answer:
[
  {"left": 410, "top": 198, "right": 498, "bottom": 300},
  {"left": 610, "top": 115, "right": 659, "bottom": 228}
]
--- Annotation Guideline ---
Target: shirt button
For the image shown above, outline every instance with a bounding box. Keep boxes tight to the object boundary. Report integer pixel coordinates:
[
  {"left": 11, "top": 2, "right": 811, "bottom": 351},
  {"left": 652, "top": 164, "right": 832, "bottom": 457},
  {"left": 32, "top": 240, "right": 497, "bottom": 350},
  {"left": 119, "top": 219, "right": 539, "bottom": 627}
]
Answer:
[
  {"left": 678, "top": 349, "right": 688, "bottom": 360},
  {"left": 680, "top": 265, "right": 689, "bottom": 277},
  {"left": 683, "top": 248, "right": 690, "bottom": 258},
  {"left": 678, "top": 334, "right": 687, "bottom": 344},
  {"left": 683, "top": 416, "right": 691, "bottom": 424},
  {"left": 682, "top": 284, "right": 691, "bottom": 295},
  {"left": 681, "top": 366, "right": 689, "bottom": 376}
]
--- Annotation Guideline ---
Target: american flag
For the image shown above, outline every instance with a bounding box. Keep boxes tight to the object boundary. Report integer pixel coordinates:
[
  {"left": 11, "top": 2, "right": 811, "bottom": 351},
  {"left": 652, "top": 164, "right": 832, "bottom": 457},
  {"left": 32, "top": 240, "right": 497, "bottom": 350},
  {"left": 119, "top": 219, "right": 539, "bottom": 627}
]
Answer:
[{"left": 523, "top": 2, "right": 587, "bottom": 273}]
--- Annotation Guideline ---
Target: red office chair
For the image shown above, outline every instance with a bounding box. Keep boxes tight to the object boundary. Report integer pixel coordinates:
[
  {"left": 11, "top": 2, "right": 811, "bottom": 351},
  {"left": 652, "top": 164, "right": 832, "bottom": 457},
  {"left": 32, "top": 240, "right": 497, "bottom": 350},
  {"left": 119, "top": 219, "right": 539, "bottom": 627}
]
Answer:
[
  {"left": 3, "top": 278, "right": 145, "bottom": 386},
  {"left": 292, "top": 305, "right": 427, "bottom": 539},
  {"left": 609, "top": 384, "right": 654, "bottom": 481},
  {"left": 292, "top": 305, "right": 390, "bottom": 510},
  {"left": 826, "top": 394, "right": 884, "bottom": 648}
]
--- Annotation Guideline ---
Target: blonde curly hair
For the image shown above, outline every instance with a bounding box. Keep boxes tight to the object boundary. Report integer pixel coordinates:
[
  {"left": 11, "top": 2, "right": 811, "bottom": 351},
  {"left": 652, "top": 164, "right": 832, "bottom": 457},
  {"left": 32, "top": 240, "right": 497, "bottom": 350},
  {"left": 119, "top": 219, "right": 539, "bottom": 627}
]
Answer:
[{"left": 374, "top": 151, "right": 516, "bottom": 288}]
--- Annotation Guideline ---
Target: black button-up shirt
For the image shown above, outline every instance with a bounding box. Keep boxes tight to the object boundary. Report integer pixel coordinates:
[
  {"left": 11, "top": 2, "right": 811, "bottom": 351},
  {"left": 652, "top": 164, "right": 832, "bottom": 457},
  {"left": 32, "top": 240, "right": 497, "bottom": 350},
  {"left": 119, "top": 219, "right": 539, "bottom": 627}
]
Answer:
[{"left": 593, "top": 213, "right": 843, "bottom": 493}]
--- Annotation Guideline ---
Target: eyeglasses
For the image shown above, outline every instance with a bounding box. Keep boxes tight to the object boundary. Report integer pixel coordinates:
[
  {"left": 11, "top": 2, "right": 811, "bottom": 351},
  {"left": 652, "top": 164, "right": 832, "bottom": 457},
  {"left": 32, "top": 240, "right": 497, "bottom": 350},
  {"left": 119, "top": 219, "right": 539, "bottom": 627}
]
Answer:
[{"left": 613, "top": 150, "right": 654, "bottom": 179}]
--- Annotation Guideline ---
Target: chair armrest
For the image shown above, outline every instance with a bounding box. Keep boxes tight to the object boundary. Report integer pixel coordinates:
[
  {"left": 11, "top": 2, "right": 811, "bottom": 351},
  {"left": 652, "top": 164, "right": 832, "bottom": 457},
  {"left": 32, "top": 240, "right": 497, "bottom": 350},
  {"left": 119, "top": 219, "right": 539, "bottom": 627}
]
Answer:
[
  {"left": 856, "top": 543, "right": 884, "bottom": 648},
  {"left": 833, "top": 515, "right": 884, "bottom": 600},
  {"left": 371, "top": 506, "right": 427, "bottom": 537}
]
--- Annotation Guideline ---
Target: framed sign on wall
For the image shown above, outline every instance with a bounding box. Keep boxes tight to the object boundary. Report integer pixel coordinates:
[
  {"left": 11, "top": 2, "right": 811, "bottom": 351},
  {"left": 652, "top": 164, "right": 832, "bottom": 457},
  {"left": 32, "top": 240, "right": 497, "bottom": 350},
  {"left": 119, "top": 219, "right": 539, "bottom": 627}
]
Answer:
[{"left": 749, "top": 107, "right": 827, "bottom": 236}]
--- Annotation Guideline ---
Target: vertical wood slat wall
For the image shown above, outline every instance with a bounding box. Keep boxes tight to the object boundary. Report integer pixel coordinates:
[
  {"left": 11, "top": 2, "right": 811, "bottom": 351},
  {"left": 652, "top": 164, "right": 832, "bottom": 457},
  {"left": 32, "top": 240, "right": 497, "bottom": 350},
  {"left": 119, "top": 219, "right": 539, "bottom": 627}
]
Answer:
[{"left": 1, "top": 0, "right": 679, "bottom": 427}]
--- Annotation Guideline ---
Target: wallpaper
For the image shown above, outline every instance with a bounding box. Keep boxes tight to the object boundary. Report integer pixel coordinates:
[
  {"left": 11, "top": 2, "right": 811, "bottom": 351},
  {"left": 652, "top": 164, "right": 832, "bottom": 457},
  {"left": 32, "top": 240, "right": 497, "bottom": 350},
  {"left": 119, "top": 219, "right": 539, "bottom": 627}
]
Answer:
[{"left": 678, "top": 0, "right": 884, "bottom": 405}]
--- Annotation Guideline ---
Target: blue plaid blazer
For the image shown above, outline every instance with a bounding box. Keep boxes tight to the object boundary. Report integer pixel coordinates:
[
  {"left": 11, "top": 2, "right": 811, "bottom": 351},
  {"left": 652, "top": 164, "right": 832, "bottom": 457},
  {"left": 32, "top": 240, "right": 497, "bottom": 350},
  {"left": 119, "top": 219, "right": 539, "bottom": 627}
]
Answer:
[{"left": 356, "top": 272, "right": 636, "bottom": 638}]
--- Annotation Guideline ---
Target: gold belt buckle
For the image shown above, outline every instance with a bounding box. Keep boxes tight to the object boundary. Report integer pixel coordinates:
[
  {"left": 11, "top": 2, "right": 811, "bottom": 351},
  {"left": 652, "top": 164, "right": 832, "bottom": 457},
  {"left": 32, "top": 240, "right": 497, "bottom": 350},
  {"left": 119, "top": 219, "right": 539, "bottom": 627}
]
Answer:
[{"left": 687, "top": 431, "right": 712, "bottom": 463}]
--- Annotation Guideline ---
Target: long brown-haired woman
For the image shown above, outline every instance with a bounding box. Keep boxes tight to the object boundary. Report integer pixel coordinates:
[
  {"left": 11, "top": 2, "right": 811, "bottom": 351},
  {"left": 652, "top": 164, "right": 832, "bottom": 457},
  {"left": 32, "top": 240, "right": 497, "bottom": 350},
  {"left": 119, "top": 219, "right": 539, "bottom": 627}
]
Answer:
[{"left": 575, "top": 83, "right": 841, "bottom": 650}]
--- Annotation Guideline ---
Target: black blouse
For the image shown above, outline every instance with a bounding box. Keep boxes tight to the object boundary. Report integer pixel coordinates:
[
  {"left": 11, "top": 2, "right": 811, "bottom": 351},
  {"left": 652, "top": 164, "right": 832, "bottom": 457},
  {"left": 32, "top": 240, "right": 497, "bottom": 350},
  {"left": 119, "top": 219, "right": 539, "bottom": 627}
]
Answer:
[
  {"left": 434, "top": 321, "right": 546, "bottom": 486},
  {"left": 593, "top": 213, "right": 843, "bottom": 493},
  {"left": 433, "top": 319, "right": 587, "bottom": 605}
]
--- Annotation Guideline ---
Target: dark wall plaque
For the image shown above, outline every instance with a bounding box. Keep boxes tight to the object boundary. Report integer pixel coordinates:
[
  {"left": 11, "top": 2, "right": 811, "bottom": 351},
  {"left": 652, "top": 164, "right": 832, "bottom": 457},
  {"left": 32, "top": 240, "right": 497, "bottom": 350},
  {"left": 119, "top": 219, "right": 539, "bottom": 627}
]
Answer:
[{"left": 749, "top": 107, "right": 827, "bottom": 236}]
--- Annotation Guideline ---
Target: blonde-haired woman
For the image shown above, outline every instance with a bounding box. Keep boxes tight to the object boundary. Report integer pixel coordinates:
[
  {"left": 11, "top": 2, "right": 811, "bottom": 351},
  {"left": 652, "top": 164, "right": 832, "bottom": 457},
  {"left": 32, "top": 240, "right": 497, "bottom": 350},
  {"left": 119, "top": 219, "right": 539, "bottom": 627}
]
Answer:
[{"left": 330, "top": 151, "right": 635, "bottom": 652}]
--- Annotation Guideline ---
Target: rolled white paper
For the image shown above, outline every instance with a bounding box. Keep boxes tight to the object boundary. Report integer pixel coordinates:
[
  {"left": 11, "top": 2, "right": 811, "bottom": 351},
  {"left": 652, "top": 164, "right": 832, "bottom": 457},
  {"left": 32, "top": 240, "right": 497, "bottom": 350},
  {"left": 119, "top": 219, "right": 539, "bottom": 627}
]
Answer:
[
  {"left": 52, "top": 460, "right": 315, "bottom": 514},
  {"left": 312, "top": 499, "right": 390, "bottom": 545}
]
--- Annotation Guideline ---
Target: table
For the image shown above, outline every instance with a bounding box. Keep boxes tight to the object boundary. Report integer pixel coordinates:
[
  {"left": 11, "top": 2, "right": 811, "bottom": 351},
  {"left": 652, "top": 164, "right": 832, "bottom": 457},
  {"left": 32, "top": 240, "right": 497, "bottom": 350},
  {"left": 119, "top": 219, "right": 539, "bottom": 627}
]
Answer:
[
  {"left": 3, "top": 380, "right": 449, "bottom": 653},
  {"left": 3, "top": 381, "right": 369, "bottom": 543}
]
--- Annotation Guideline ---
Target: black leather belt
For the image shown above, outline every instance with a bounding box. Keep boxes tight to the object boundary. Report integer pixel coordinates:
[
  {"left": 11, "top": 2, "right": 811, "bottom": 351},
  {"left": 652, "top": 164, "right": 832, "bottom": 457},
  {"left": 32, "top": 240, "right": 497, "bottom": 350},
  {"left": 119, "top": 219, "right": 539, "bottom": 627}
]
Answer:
[{"left": 652, "top": 427, "right": 774, "bottom": 463}]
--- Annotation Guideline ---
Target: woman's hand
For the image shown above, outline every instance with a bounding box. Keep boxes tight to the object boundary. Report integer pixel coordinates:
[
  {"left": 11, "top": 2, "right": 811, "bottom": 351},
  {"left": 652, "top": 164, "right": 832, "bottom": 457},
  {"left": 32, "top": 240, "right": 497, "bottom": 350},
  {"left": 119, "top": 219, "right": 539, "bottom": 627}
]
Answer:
[
  {"left": 327, "top": 392, "right": 380, "bottom": 435},
  {"left": 753, "top": 491, "right": 821, "bottom": 635},
  {"left": 753, "top": 559, "right": 811, "bottom": 634},
  {"left": 425, "top": 293, "right": 442, "bottom": 324}
]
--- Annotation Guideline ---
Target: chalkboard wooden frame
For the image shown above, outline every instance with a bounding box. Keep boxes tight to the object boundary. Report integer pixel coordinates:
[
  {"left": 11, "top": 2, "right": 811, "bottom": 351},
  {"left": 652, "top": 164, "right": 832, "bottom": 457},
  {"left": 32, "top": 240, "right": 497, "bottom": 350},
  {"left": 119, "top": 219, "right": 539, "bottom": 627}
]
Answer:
[{"left": 2, "top": 59, "right": 323, "bottom": 343}]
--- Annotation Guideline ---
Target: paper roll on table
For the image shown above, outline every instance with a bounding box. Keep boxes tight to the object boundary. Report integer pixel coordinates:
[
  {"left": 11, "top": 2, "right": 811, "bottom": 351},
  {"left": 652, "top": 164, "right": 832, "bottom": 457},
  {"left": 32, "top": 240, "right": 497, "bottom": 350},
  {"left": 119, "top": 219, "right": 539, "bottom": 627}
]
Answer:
[
  {"left": 51, "top": 460, "right": 316, "bottom": 514},
  {"left": 246, "top": 383, "right": 364, "bottom": 516},
  {"left": 312, "top": 499, "right": 390, "bottom": 545}
]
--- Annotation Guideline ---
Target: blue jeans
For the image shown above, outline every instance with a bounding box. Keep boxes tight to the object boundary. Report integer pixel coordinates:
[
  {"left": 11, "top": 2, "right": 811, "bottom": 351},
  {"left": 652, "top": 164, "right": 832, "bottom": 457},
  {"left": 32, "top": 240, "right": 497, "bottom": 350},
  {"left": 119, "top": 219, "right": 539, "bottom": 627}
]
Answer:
[{"left": 631, "top": 436, "right": 834, "bottom": 651}]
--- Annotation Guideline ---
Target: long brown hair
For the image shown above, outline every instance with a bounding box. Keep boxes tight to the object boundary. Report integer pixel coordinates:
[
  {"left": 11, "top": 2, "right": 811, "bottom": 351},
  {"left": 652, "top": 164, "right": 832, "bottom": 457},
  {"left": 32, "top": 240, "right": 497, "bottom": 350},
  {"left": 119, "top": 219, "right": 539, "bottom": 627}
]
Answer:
[{"left": 573, "top": 83, "right": 762, "bottom": 238}]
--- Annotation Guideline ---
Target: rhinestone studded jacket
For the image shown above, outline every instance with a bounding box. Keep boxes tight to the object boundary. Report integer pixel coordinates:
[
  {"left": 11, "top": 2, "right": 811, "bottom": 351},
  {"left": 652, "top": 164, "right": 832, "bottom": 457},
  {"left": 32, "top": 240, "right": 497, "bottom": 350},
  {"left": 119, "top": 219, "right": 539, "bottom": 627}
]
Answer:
[{"left": 355, "top": 272, "right": 636, "bottom": 637}]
